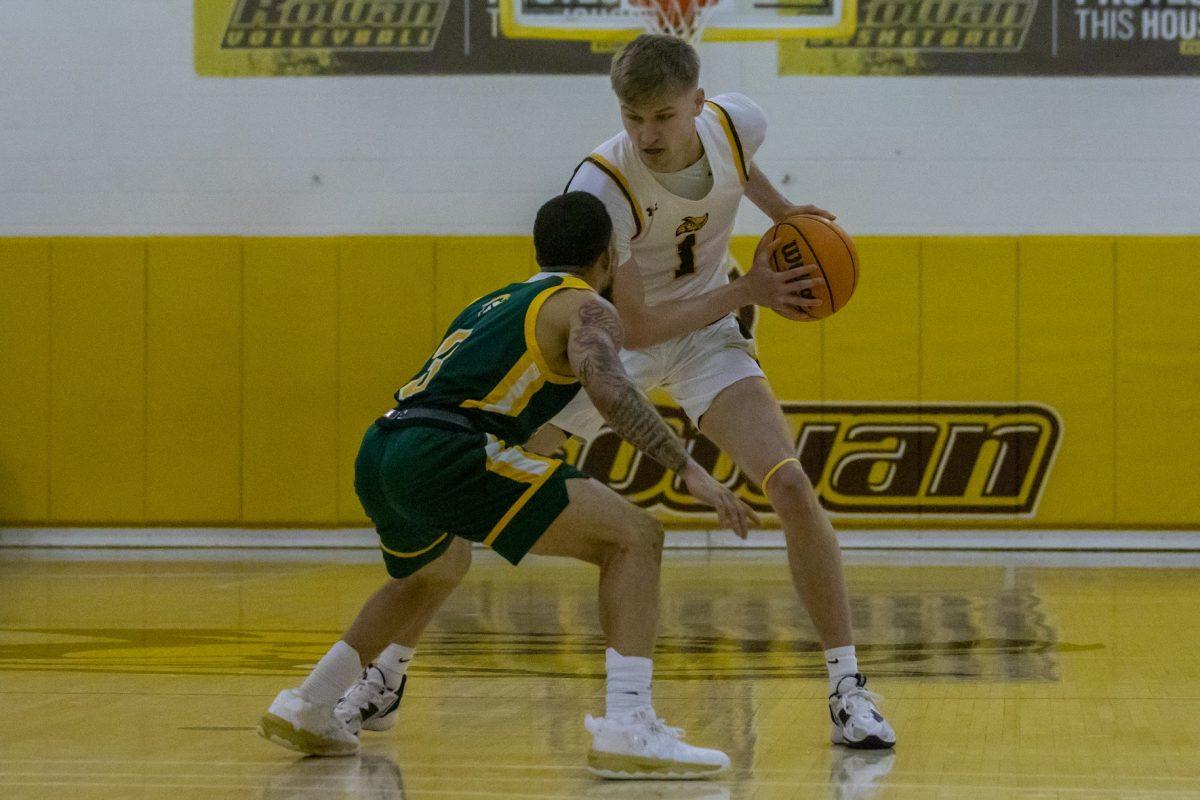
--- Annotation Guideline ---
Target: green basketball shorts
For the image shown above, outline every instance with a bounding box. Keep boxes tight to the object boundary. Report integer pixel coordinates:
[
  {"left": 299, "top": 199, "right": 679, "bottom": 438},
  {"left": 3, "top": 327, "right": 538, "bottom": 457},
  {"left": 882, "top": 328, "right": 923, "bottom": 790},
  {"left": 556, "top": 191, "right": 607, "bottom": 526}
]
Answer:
[{"left": 353, "top": 422, "right": 587, "bottom": 578}]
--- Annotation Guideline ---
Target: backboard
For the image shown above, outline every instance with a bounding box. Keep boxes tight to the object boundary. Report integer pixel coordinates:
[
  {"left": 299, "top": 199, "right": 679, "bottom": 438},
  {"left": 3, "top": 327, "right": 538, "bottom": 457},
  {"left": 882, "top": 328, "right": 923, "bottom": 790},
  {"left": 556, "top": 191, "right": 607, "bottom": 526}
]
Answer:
[{"left": 498, "top": 0, "right": 857, "bottom": 43}]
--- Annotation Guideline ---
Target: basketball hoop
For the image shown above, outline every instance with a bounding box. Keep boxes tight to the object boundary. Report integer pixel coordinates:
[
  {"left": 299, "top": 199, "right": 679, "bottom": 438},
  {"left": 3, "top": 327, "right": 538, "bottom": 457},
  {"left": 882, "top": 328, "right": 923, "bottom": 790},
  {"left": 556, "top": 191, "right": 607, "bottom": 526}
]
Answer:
[
  {"left": 501, "top": 0, "right": 859, "bottom": 44},
  {"left": 618, "top": 0, "right": 723, "bottom": 43},
  {"left": 500, "top": 0, "right": 856, "bottom": 44}
]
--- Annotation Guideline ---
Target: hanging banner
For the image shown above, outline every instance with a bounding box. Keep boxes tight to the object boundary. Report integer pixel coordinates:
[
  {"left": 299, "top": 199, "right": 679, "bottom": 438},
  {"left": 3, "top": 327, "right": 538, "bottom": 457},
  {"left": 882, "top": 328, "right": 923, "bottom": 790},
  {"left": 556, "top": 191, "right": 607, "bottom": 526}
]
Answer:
[
  {"left": 779, "top": 0, "right": 1200, "bottom": 75},
  {"left": 194, "top": 0, "right": 611, "bottom": 76}
]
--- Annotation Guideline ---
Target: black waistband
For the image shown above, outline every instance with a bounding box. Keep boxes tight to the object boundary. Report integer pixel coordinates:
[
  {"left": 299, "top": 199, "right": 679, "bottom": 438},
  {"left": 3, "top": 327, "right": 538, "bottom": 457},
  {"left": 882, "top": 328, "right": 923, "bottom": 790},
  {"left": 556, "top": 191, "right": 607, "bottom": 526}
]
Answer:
[{"left": 375, "top": 406, "right": 478, "bottom": 433}]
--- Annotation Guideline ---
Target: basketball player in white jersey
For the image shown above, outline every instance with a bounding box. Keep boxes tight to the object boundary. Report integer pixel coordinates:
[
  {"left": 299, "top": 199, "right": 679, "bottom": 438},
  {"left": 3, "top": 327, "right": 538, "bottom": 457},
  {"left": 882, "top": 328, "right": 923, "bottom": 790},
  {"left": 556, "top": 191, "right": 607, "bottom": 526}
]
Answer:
[
  {"left": 339, "top": 35, "right": 895, "bottom": 751},
  {"left": 535, "top": 34, "right": 895, "bottom": 750}
]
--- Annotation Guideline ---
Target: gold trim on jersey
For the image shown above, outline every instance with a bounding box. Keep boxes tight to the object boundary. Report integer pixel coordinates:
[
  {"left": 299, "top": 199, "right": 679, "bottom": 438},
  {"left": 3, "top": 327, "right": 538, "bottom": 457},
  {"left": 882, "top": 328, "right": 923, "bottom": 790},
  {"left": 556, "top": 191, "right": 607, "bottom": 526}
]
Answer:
[
  {"left": 461, "top": 353, "right": 542, "bottom": 416},
  {"left": 583, "top": 154, "right": 644, "bottom": 240},
  {"left": 379, "top": 532, "right": 449, "bottom": 559},
  {"left": 459, "top": 276, "right": 587, "bottom": 418},
  {"left": 524, "top": 277, "right": 591, "bottom": 385},
  {"left": 706, "top": 101, "right": 749, "bottom": 183},
  {"left": 482, "top": 435, "right": 561, "bottom": 548}
]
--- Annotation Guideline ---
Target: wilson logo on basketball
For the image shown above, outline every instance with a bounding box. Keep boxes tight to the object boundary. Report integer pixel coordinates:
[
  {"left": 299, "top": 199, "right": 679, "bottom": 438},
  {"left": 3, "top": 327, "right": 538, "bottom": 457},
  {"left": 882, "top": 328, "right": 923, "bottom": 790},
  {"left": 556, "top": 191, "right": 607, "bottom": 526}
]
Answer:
[
  {"left": 221, "top": 0, "right": 448, "bottom": 52},
  {"left": 675, "top": 214, "right": 710, "bottom": 237},
  {"left": 562, "top": 403, "right": 1061, "bottom": 516},
  {"left": 779, "top": 240, "right": 804, "bottom": 266}
]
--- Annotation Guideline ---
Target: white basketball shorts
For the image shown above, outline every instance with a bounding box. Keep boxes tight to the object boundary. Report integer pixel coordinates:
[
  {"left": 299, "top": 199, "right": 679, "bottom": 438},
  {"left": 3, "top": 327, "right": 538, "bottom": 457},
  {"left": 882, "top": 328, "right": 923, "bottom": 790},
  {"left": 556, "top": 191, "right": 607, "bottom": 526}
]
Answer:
[{"left": 549, "top": 315, "right": 765, "bottom": 441}]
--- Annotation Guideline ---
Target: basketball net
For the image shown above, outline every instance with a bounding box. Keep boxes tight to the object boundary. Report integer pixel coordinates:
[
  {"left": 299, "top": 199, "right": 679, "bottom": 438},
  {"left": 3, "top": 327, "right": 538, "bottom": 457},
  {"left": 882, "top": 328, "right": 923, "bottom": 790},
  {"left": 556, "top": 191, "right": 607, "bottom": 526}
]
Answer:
[{"left": 619, "top": 0, "right": 722, "bottom": 43}]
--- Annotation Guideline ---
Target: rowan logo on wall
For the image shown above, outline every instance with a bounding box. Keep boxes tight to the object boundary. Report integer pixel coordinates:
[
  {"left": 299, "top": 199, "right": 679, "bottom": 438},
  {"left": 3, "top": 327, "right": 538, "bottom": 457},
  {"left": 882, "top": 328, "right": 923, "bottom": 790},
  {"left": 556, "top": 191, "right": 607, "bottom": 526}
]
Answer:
[
  {"left": 219, "top": 0, "right": 449, "bottom": 52},
  {"left": 194, "top": 0, "right": 612, "bottom": 75},
  {"left": 780, "top": 0, "right": 1200, "bottom": 75},
  {"left": 562, "top": 403, "right": 1062, "bottom": 517},
  {"left": 833, "top": 0, "right": 1039, "bottom": 52}
]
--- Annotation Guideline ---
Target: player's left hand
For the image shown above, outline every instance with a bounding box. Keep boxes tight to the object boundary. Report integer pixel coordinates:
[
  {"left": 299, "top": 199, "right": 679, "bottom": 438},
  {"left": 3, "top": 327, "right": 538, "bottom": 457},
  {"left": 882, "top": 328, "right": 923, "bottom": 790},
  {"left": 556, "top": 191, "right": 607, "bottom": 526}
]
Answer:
[{"left": 773, "top": 204, "right": 836, "bottom": 223}]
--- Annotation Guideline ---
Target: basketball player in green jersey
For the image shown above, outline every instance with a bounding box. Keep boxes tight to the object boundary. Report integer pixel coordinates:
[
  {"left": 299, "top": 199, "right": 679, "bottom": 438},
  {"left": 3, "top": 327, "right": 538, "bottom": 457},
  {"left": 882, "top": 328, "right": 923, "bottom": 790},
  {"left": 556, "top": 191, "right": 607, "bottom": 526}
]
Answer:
[{"left": 259, "top": 192, "right": 757, "bottom": 779}]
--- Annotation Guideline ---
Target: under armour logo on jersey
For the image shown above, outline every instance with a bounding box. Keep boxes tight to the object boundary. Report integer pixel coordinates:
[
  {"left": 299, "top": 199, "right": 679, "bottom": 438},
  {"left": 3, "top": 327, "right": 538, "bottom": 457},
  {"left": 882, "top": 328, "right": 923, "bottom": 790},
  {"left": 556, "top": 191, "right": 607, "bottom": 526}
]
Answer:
[
  {"left": 676, "top": 213, "right": 709, "bottom": 237},
  {"left": 646, "top": 204, "right": 658, "bottom": 218}
]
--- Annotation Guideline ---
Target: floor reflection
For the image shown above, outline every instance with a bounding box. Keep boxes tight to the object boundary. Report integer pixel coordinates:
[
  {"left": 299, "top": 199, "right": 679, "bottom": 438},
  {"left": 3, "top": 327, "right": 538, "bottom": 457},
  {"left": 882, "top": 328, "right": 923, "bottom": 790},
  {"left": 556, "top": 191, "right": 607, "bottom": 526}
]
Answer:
[
  {"left": 0, "top": 556, "right": 1074, "bottom": 684},
  {"left": 262, "top": 752, "right": 406, "bottom": 800},
  {"left": 828, "top": 748, "right": 896, "bottom": 800},
  {"left": 581, "top": 781, "right": 732, "bottom": 800},
  {"left": 8, "top": 551, "right": 1187, "bottom": 800}
]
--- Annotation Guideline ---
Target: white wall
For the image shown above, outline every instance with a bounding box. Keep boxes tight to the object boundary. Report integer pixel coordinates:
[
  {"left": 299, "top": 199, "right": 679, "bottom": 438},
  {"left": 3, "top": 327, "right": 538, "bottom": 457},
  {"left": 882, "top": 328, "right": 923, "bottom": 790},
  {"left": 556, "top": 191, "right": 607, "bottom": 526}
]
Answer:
[{"left": 2, "top": 0, "right": 1197, "bottom": 236}]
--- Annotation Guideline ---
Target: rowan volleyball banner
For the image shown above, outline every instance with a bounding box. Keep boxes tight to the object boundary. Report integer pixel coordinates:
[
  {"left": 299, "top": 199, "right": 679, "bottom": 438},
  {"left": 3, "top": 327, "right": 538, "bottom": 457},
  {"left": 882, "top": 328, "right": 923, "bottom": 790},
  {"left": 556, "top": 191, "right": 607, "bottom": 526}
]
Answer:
[
  {"left": 194, "top": 0, "right": 611, "bottom": 76},
  {"left": 780, "top": 0, "right": 1200, "bottom": 75},
  {"left": 560, "top": 402, "right": 1063, "bottom": 520}
]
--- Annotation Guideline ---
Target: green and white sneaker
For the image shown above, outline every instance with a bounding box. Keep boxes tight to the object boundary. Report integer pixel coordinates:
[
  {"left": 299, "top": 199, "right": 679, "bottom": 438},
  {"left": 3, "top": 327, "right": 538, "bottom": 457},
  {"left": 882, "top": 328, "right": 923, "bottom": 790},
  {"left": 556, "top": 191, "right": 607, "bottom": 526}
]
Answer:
[
  {"left": 585, "top": 707, "right": 730, "bottom": 780},
  {"left": 258, "top": 688, "right": 360, "bottom": 757}
]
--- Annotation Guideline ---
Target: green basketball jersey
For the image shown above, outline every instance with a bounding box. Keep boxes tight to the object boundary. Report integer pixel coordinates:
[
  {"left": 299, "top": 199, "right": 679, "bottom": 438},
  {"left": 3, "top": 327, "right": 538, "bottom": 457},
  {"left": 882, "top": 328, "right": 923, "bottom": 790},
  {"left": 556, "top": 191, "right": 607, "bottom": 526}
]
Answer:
[{"left": 393, "top": 273, "right": 591, "bottom": 445}]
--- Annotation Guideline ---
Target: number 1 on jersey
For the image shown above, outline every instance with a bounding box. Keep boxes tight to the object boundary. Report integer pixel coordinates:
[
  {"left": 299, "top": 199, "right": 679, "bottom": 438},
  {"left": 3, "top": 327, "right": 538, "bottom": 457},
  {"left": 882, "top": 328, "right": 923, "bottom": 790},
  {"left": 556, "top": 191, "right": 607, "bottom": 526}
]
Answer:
[{"left": 675, "top": 233, "right": 696, "bottom": 278}]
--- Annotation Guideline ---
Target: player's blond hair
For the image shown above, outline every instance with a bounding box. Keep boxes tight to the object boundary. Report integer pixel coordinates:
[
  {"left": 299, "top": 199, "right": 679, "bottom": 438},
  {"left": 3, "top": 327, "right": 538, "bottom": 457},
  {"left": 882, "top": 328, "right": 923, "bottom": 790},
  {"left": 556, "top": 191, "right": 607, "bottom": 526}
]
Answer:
[{"left": 610, "top": 34, "right": 700, "bottom": 108}]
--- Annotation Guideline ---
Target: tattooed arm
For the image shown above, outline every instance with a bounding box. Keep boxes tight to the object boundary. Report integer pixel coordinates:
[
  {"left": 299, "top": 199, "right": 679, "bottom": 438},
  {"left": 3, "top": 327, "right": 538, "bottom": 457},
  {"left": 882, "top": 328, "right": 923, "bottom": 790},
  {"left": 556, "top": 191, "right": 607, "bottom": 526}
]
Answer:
[
  {"left": 567, "top": 295, "right": 687, "bottom": 471},
  {"left": 565, "top": 294, "right": 761, "bottom": 537}
]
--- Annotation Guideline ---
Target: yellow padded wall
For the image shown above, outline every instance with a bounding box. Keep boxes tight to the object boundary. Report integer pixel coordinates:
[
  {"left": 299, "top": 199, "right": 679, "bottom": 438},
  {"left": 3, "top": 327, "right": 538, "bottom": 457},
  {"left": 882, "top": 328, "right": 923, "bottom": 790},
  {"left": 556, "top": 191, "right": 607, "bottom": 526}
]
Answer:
[
  {"left": 146, "top": 238, "right": 242, "bottom": 523},
  {"left": 920, "top": 238, "right": 1018, "bottom": 402},
  {"left": 824, "top": 237, "right": 921, "bottom": 403},
  {"left": 1115, "top": 238, "right": 1200, "bottom": 524},
  {"left": 0, "top": 240, "right": 51, "bottom": 522},
  {"left": 242, "top": 239, "right": 339, "bottom": 524},
  {"left": 1017, "top": 238, "right": 1115, "bottom": 526},
  {"left": 2, "top": 234, "right": 1199, "bottom": 530},
  {"left": 337, "top": 237, "right": 437, "bottom": 525},
  {"left": 433, "top": 238, "right": 534, "bottom": 334},
  {"left": 49, "top": 239, "right": 146, "bottom": 523}
]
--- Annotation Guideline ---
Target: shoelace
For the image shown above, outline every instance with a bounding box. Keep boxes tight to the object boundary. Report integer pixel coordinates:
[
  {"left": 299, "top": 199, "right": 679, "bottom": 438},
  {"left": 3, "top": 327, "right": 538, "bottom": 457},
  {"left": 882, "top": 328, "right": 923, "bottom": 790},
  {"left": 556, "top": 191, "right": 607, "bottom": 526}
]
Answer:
[
  {"left": 650, "top": 717, "right": 685, "bottom": 739},
  {"left": 837, "top": 686, "right": 884, "bottom": 717},
  {"left": 630, "top": 709, "right": 684, "bottom": 739},
  {"left": 341, "top": 667, "right": 388, "bottom": 711}
]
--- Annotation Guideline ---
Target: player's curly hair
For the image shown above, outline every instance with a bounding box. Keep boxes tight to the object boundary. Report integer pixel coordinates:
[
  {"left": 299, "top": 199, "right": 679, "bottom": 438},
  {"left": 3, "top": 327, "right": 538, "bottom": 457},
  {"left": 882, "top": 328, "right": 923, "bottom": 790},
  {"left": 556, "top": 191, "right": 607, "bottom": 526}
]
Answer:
[
  {"left": 534, "top": 192, "right": 613, "bottom": 271},
  {"left": 610, "top": 34, "right": 700, "bottom": 108}
]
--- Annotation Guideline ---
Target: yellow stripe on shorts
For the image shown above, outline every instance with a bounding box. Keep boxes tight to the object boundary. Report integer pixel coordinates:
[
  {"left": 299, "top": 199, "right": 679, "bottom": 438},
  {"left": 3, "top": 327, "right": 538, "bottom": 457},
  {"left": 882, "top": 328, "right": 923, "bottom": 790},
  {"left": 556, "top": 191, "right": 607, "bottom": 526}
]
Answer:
[
  {"left": 379, "top": 532, "right": 449, "bottom": 559},
  {"left": 482, "top": 435, "right": 561, "bottom": 547}
]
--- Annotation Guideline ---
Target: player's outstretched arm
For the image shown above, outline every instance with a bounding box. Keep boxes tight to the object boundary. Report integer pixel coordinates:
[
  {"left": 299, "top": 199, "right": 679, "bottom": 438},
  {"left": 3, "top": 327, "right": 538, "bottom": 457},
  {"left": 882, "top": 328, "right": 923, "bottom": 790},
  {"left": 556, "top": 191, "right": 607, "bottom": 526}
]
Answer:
[{"left": 567, "top": 295, "right": 759, "bottom": 537}]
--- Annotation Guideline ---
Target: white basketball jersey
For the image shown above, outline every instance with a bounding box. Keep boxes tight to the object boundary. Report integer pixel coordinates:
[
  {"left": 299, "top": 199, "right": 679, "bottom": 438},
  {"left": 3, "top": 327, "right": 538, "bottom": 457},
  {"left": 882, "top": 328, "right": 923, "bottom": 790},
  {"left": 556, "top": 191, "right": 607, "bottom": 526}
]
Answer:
[{"left": 567, "top": 98, "right": 753, "bottom": 306}]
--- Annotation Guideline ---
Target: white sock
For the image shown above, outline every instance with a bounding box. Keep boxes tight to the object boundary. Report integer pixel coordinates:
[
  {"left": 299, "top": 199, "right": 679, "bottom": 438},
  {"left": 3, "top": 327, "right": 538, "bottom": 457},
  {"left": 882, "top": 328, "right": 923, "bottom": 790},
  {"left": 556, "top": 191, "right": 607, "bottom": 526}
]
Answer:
[
  {"left": 298, "top": 641, "right": 364, "bottom": 706},
  {"left": 375, "top": 643, "right": 414, "bottom": 689},
  {"left": 605, "top": 648, "right": 653, "bottom": 720},
  {"left": 825, "top": 645, "right": 859, "bottom": 693}
]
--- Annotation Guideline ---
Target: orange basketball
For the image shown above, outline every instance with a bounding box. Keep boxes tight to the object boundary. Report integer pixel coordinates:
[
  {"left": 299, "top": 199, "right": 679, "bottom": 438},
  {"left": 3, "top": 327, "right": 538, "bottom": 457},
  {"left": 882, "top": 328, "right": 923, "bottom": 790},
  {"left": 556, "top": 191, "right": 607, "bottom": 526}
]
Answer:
[{"left": 754, "top": 214, "right": 859, "bottom": 321}]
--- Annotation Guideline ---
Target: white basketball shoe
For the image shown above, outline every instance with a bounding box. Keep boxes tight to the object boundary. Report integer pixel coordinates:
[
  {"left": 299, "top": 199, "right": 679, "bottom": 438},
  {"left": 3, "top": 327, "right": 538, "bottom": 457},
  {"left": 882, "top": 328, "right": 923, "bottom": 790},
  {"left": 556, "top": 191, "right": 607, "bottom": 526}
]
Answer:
[
  {"left": 258, "top": 688, "right": 360, "bottom": 757},
  {"left": 335, "top": 665, "right": 406, "bottom": 733},
  {"left": 828, "top": 674, "right": 896, "bottom": 750},
  {"left": 585, "top": 707, "right": 731, "bottom": 780}
]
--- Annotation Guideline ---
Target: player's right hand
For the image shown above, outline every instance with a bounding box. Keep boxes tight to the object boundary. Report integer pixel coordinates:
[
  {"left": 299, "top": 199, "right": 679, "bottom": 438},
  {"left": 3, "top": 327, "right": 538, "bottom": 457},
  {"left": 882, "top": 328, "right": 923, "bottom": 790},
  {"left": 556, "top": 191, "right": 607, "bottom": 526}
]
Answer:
[
  {"left": 679, "top": 459, "right": 760, "bottom": 539},
  {"left": 742, "top": 238, "right": 825, "bottom": 316}
]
